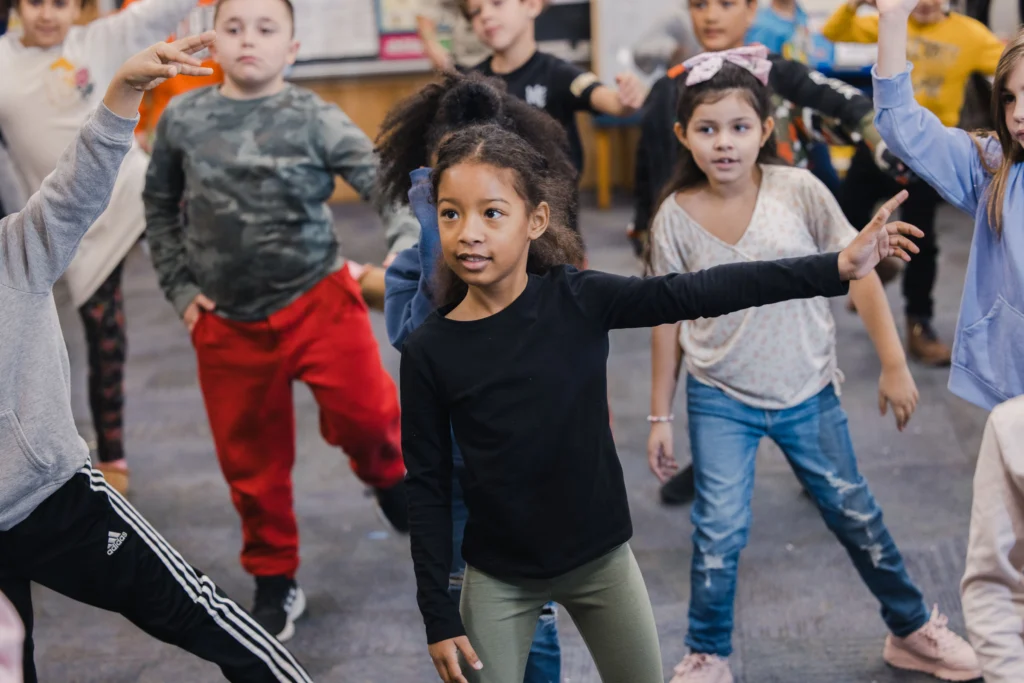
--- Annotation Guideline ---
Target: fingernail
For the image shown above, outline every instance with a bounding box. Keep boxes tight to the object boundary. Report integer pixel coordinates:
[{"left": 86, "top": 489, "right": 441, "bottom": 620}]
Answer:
[{"left": 473, "top": 662, "right": 483, "bottom": 670}]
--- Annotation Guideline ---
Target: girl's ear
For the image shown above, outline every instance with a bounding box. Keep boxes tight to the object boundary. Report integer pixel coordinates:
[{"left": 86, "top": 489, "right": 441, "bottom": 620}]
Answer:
[
  {"left": 674, "top": 121, "right": 689, "bottom": 149},
  {"left": 760, "top": 116, "right": 776, "bottom": 148},
  {"left": 528, "top": 201, "right": 550, "bottom": 241}
]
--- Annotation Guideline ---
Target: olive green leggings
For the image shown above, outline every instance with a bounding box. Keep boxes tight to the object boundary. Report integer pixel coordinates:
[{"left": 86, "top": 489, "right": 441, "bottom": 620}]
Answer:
[{"left": 460, "top": 543, "right": 663, "bottom": 683}]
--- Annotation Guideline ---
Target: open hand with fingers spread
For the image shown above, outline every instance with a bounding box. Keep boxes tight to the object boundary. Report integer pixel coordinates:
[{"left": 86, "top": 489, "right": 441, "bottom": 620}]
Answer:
[
  {"left": 103, "top": 32, "right": 217, "bottom": 119},
  {"left": 838, "top": 190, "right": 924, "bottom": 281}
]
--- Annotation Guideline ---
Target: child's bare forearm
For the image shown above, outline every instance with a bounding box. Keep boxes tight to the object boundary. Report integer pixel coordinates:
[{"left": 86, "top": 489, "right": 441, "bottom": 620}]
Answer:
[
  {"left": 651, "top": 323, "right": 683, "bottom": 416},
  {"left": 877, "top": 11, "right": 910, "bottom": 78},
  {"left": 849, "top": 273, "right": 907, "bottom": 369}
]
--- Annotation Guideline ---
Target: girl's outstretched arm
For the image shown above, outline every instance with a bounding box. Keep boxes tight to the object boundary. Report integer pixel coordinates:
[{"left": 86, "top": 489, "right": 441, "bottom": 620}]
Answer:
[
  {"left": 873, "top": 0, "right": 997, "bottom": 215},
  {"left": 572, "top": 193, "right": 922, "bottom": 330}
]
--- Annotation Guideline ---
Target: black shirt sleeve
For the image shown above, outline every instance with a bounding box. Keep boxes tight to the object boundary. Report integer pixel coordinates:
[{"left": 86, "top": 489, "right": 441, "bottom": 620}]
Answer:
[
  {"left": 567, "top": 253, "right": 849, "bottom": 330},
  {"left": 549, "top": 57, "right": 603, "bottom": 113},
  {"left": 768, "top": 55, "right": 873, "bottom": 131},
  {"left": 399, "top": 338, "right": 461, "bottom": 645}
]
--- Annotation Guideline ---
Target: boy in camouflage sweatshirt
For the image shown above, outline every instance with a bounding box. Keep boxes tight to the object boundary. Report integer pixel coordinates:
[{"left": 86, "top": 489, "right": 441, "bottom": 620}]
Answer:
[{"left": 143, "top": 0, "right": 417, "bottom": 643}]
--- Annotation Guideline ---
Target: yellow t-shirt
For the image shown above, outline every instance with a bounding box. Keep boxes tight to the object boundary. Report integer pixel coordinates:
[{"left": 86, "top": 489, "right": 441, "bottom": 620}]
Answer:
[{"left": 822, "top": 7, "right": 1004, "bottom": 126}]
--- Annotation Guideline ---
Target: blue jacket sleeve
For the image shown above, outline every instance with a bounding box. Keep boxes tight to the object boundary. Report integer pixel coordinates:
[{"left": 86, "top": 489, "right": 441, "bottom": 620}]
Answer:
[
  {"left": 384, "top": 169, "right": 442, "bottom": 350},
  {"left": 873, "top": 65, "right": 997, "bottom": 216}
]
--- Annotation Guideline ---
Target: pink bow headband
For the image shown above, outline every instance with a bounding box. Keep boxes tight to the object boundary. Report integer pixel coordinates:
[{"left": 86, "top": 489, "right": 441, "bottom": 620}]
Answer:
[{"left": 674, "top": 45, "right": 772, "bottom": 87}]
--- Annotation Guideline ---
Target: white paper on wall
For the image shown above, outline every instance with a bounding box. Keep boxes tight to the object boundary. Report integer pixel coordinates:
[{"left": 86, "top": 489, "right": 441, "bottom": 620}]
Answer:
[{"left": 292, "top": 0, "right": 380, "bottom": 60}]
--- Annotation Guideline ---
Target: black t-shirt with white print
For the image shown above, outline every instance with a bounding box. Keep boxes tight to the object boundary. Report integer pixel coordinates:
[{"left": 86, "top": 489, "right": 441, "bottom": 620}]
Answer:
[{"left": 475, "top": 50, "right": 602, "bottom": 172}]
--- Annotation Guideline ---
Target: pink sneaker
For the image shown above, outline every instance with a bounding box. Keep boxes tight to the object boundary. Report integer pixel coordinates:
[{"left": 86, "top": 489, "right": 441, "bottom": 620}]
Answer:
[
  {"left": 883, "top": 606, "right": 982, "bottom": 681},
  {"left": 670, "top": 653, "right": 733, "bottom": 683}
]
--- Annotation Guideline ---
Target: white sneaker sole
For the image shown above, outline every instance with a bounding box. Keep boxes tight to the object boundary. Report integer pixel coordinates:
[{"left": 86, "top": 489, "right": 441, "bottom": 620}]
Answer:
[{"left": 275, "top": 587, "right": 307, "bottom": 643}]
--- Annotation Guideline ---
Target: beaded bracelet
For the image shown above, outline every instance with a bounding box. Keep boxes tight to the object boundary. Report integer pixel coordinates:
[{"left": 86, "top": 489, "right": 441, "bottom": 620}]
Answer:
[{"left": 646, "top": 415, "right": 674, "bottom": 423}]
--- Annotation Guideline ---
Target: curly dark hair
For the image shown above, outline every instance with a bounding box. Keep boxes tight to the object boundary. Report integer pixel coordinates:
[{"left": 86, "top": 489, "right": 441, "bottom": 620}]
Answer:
[
  {"left": 374, "top": 70, "right": 577, "bottom": 229},
  {"left": 430, "top": 123, "right": 584, "bottom": 308}
]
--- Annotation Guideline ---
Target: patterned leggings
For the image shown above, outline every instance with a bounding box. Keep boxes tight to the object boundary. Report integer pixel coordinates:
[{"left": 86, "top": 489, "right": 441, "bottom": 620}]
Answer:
[{"left": 77, "top": 261, "right": 126, "bottom": 463}]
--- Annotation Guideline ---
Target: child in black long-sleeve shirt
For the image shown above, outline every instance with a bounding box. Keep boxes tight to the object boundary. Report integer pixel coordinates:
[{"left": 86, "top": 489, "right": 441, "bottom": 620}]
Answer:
[{"left": 400, "top": 121, "right": 923, "bottom": 683}]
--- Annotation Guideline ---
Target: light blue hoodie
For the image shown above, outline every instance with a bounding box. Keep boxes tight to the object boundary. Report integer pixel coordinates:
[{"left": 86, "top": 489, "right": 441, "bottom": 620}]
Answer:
[
  {"left": 384, "top": 167, "right": 440, "bottom": 350},
  {"left": 873, "top": 65, "right": 1024, "bottom": 410}
]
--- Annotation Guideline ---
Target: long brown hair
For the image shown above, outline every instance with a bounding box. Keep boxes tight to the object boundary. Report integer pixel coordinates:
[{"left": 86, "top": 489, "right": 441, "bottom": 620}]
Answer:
[
  {"left": 972, "top": 28, "right": 1024, "bottom": 237},
  {"left": 430, "top": 124, "right": 584, "bottom": 308}
]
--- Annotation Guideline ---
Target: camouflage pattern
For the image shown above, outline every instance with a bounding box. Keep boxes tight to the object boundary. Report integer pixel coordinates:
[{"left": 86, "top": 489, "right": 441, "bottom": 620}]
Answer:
[
  {"left": 771, "top": 95, "right": 878, "bottom": 170},
  {"left": 143, "top": 84, "right": 420, "bottom": 321}
]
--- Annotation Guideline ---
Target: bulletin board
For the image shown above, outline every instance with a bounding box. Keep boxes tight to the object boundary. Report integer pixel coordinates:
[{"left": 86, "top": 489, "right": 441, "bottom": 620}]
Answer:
[{"left": 293, "top": 0, "right": 381, "bottom": 61}]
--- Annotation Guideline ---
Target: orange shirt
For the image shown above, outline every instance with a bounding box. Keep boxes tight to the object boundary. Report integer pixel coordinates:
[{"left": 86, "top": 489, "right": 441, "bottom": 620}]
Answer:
[{"left": 120, "top": 0, "right": 223, "bottom": 137}]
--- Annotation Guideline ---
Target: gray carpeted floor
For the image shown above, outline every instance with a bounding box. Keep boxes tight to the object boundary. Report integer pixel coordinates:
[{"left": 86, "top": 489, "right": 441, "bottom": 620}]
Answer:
[{"left": 32, "top": 193, "right": 989, "bottom": 682}]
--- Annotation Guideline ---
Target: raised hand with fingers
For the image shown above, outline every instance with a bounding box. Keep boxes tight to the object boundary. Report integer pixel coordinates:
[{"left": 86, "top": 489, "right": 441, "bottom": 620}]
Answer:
[
  {"left": 103, "top": 32, "right": 217, "bottom": 118},
  {"left": 838, "top": 190, "right": 924, "bottom": 280},
  {"left": 429, "top": 636, "right": 483, "bottom": 683}
]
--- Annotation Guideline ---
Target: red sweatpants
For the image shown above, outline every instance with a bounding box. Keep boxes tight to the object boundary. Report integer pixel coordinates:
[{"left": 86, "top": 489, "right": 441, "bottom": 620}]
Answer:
[{"left": 192, "top": 269, "right": 404, "bottom": 578}]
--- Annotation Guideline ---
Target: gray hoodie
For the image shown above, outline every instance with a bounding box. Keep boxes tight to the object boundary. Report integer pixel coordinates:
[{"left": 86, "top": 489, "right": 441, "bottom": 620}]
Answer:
[{"left": 0, "top": 103, "right": 136, "bottom": 530}]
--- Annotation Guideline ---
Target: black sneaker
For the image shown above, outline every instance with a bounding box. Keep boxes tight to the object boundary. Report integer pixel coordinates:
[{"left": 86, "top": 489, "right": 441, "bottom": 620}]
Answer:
[
  {"left": 252, "top": 576, "right": 306, "bottom": 643},
  {"left": 373, "top": 479, "right": 410, "bottom": 533},
  {"left": 660, "top": 465, "right": 696, "bottom": 506}
]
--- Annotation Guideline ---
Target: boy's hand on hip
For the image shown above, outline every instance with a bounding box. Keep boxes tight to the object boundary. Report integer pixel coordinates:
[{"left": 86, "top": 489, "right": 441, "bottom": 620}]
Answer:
[
  {"left": 838, "top": 191, "right": 923, "bottom": 280},
  {"left": 429, "top": 636, "right": 483, "bottom": 682},
  {"left": 878, "top": 363, "right": 918, "bottom": 431},
  {"left": 104, "top": 32, "right": 217, "bottom": 118},
  {"left": 183, "top": 293, "right": 216, "bottom": 334}
]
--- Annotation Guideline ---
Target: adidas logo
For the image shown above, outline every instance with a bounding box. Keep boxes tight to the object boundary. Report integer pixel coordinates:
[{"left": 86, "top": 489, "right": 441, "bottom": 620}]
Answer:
[{"left": 107, "top": 531, "right": 127, "bottom": 556}]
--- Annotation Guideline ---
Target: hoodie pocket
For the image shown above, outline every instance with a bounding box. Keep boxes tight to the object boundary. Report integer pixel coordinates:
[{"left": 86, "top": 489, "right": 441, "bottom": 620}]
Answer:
[
  {"left": 957, "top": 297, "right": 1024, "bottom": 401},
  {"left": 0, "top": 410, "right": 51, "bottom": 505}
]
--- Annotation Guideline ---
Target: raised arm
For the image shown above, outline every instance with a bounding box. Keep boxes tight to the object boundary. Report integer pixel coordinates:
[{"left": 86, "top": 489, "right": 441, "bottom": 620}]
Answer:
[
  {"left": 384, "top": 170, "right": 440, "bottom": 350},
  {"left": 0, "top": 105, "right": 136, "bottom": 292},
  {"left": 571, "top": 253, "right": 848, "bottom": 330},
  {"left": 873, "top": 1, "right": 996, "bottom": 215},
  {"left": 317, "top": 103, "right": 420, "bottom": 254},
  {"left": 961, "top": 397, "right": 1024, "bottom": 683},
  {"left": 821, "top": 0, "right": 880, "bottom": 43},
  {"left": 574, "top": 192, "right": 922, "bottom": 330},
  {"left": 769, "top": 57, "right": 874, "bottom": 134},
  {"left": 2, "top": 34, "right": 213, "bottom": 294},
  {"left": 399, "top": 343, "right": 461, "bottom": 646}
]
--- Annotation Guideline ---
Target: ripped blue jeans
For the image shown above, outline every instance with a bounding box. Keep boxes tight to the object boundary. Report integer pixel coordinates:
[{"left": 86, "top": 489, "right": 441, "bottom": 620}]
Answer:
[
  {"left": 451, "top": 443, "right": 561, "bottom": 681},
  {"left": 685, "top": 377, "right": 928, "bottom": 657}
]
